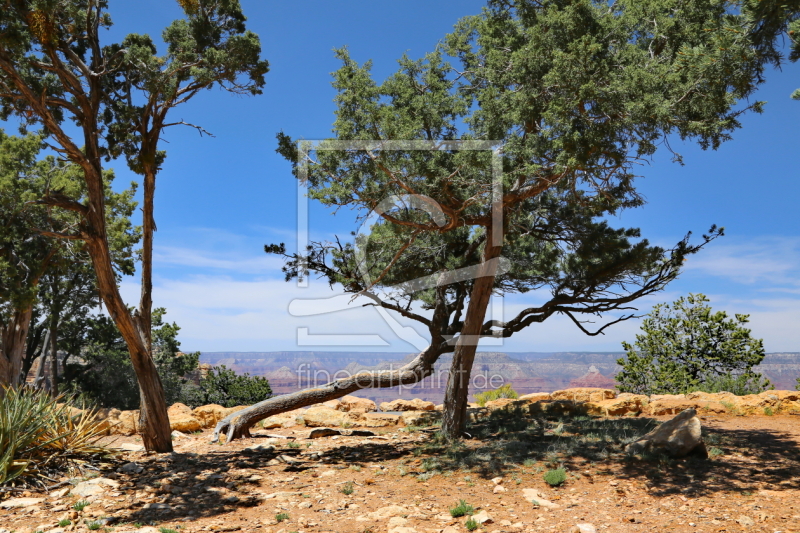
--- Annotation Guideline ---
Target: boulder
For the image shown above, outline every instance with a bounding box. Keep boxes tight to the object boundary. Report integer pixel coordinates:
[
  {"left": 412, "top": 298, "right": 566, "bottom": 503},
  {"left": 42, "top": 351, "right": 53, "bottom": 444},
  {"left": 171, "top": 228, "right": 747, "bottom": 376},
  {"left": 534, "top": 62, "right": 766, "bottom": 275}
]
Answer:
[
  {"left": 0, "top": 498, "right": 44, "bottom": 509},
  {"left": 400, "top": 410, "right": 441, "bottom": 426},
  {"left": 167, "top": 403, "right": 201, "bottom": 433},
  {"left": 734, "top": 392, "right": 781, "bottom": 414},
  {"left": 775, "top": 390, "right": 800, "bottom": 413},
  {"left": 306, "top": 427, "right": 341, "bottom": 439},
  {"left": 518, "top": 392, "right": 552, "bottom": 402},
  {"left": 484, "top": 398, "right": 517, "bottom": 410},
  {"left": 322, "top": 399, "right": 341, "bottom": 410},
  {"left": 302, "top": 406, "right": 356, "bottom": 427},
  {"left": 645, "top": 398, "right": 724, "bottom": 416},
  {"left": 71, "top": 477, "right": 119, "bottom": 498},
  {"left": 355, "top": 504, "right": 409, "bottom": 521},
  {"left": 192, "top": 404, "right": 227, "bottom": 428},
  {"left": 550, "top": 388, "right": 616, "bottom": 402},
  {"left": 380, "top": 398, "right": 435, "bottom": 412},
  {"left": 586, "top": 394, "right": 649, "bottom": 417},
  {"left": 337, "top": 395, "right": 377, "bottom": 413},
  {"left": 625, "top": 408, "right": 706, "bottom": 458},
  {"left": 108, "top": 410, "right": 139, "bottom": 435},
  {"left": 358, "top": 412, "right": 402, "bottom": 427}
]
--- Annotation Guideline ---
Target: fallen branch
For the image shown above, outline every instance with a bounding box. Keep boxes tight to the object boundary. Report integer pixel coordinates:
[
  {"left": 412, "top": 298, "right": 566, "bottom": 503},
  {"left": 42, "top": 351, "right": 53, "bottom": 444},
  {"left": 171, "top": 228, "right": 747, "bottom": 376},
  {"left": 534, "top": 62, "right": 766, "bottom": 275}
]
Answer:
[{"left": 211, "top": 345, "right": 443, "bottom": 444}]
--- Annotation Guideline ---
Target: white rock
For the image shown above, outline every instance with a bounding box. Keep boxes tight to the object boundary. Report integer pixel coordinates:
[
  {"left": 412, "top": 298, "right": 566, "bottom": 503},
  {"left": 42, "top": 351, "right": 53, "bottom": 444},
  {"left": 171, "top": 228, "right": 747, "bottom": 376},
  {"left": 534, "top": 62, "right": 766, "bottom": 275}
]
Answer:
[
  {"left": 569, "top": 524, "right": 597, "bottom": 533},
  {"left": 356, "top": 504, "right": 409, "bottom": 521},
  {"left": 625, "top": 408, "right": 705, "bottom": 458},
  {"left": 388, "top": 516, "right": 409, "bottom": 527},
  {"left": 71, "top": 477, "right": 120, "bottom": 497},
  {"left": 493, "top": 484, "right": 507, "bottom": 493},
  {"left": 491, "top": 476, "right": 503, "bottom": 485},
  {"left": 0, "top": 497, "right": 44, "bottom": 509},
  {"left": 473, "top": 510, "right": 493, "bottom": 524},
  {"left": 522, "top": 488, "right": 561, "bottom": 509}
]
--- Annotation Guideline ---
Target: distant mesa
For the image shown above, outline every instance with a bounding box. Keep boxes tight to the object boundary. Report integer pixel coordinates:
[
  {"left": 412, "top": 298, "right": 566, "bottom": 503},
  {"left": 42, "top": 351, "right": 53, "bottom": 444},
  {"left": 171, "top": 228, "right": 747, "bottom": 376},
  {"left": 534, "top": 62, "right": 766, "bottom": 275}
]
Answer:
[{"left": 568, "top": 365, "right": 617, "bottom": 389}]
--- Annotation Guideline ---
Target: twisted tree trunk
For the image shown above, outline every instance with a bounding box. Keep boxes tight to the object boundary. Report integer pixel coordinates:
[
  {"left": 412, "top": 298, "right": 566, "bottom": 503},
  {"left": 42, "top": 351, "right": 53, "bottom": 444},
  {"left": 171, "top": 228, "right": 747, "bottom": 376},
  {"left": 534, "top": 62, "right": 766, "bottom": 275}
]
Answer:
[{"left": 212, "top": 345, "right": 444, "bottom": 443}]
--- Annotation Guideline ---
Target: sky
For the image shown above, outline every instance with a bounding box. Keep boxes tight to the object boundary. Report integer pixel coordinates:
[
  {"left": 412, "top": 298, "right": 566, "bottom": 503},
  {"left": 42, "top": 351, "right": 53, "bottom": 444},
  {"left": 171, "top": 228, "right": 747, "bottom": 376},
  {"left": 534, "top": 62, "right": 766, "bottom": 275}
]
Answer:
[{"left": 11, "top": 1, "right": 800, "bottom": 354}]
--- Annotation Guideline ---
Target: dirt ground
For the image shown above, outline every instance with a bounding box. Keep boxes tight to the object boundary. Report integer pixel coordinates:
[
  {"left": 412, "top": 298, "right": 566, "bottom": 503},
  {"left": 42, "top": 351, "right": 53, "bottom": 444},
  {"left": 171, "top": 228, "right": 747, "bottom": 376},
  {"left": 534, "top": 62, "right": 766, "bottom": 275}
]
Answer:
[{"left": 2, "top": 411, "right": 800, "bottom": 533}]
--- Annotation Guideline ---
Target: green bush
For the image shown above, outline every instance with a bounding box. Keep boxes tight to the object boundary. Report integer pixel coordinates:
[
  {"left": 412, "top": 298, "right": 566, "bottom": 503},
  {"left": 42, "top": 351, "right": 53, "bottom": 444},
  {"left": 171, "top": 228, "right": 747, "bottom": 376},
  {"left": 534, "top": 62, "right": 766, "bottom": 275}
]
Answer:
[
  {"left": 275, "top": 512, "right": 290, "bottom": 522},
  {"left": 1, "top": 388, "right": 109, "bottom": 486},
  {"left": 617, "top": 294, "right": 771, "bottom": 396},
  {"left": 465, "top": 517, "right": 479, "bottom": 531},
  {"left": 450, "top": 499, "right": 474, "bottom": 517},
  {"left": 182, "top": 365, "right": 273, "bottom": 408},
  {"left": 474, "top": 383, "right": 519, "bottom": 407},
  {"left": 543, "top": 467, "right": 567, "bottom": 486}
]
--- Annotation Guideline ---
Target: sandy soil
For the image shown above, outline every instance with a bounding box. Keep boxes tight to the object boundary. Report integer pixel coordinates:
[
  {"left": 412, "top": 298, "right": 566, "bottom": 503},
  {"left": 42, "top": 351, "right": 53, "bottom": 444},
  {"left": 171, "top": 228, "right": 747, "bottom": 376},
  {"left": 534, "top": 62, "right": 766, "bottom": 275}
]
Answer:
[{"left": 2, "top": 413, "right": 799, "bottom": 533}]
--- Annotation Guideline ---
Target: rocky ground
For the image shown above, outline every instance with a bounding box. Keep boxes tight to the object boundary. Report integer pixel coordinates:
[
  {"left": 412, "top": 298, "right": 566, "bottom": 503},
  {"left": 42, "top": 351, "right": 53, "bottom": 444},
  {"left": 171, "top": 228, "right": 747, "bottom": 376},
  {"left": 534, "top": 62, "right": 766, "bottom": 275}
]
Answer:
[{"left": 2, "top": 405, "right": 800, "bottom": 533}]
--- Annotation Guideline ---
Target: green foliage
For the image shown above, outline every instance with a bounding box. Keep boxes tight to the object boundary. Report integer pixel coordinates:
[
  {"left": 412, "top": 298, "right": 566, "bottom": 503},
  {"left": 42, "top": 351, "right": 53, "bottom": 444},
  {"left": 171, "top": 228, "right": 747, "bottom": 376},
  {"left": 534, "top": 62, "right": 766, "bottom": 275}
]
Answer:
[
  {"left": 66, "top": 309, "right": 199, "bottom": 410},
  {"left": 474, "top": 383, "right": 518, "bottom": 407},
  {"left": 616, "top": 294, "right": 771, "bottom": 396},
  {"left": 159, "top": 528, "right": 178, "bottom": 533},
  {"left": 275, "top": 512, "right": 290, "bottom": 523},
  {"left": 708, "top": 447, "right": 725, "bottom": 457},
  {"left": 340, "top": 481, "right": 355, "bottom": 495},
  {"left": 182, "top": 365, "right": 272, "bottom": 409},
  {"left": 465, "top": 517, "right": 479, "bottom": 531},
  {"left": 543, "top": 467, "right": 567, "bottom": 487},
  {"left": 450, "top": 499, "right": 474, "bottom": 518},
  {"left": 73, "top": 500, "right": 90, "bottom": 511},
  {"left": 0, "top": 388, "right": 109, "bottom": 486},
  {"left": 86, "top": 520, "right": 102, "bottom": 531},
  {"left": 58, "top": 520, "right": 71, "bottom": 527}
]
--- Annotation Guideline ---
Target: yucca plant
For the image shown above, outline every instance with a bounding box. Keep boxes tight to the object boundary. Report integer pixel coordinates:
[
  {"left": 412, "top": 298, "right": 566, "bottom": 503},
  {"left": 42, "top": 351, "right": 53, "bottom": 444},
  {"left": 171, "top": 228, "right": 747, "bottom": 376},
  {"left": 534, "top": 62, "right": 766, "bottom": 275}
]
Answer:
[{"left": 0, "top": 387, "right": 111, "bottom": 487}]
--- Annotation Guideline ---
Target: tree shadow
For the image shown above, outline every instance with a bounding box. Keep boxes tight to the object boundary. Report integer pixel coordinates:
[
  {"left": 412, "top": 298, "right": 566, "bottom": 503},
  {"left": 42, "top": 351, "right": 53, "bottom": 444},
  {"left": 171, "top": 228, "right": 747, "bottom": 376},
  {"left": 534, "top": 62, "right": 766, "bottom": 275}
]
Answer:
[{"left": 616, "top": 424, "right": 800, "bottom": 498}]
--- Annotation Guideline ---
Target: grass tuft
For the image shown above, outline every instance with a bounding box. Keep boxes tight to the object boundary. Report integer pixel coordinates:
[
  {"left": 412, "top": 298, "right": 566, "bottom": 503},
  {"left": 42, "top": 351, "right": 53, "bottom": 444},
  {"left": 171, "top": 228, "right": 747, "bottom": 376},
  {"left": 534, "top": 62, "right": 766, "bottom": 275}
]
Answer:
[
  {"left": 450, "top": 499, "right": 474, "bottom": 517},
  {"left": 544, "top": 467, "right": 567, "bottom": 486}
]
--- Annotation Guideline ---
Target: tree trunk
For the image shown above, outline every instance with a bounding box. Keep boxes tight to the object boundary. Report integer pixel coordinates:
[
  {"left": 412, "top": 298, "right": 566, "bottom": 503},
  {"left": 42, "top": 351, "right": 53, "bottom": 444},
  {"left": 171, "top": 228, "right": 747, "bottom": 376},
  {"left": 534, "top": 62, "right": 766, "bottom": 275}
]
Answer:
[
  {"left": 84, "top": 233, "right": 173, "bottom": 453},
  {"left": 33, "top": 328, "right": 50, "bottom": 390},
  {"left": 441, "top": 245, "right": 503, "bottom": 440},
  {"left": 0, "top": 307, "right": 33, "bottom": 391},
  {"left": 212, "top": 345, "right": 443, "bottom": 444}
]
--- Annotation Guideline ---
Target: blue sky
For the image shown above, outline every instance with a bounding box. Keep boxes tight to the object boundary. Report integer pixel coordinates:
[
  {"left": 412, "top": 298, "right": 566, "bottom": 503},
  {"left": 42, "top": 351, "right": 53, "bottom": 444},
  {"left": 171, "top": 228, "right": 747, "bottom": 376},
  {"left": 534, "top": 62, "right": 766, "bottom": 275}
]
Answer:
[{"left": 16, "top": 1, "right": 800, "bottom": 353}]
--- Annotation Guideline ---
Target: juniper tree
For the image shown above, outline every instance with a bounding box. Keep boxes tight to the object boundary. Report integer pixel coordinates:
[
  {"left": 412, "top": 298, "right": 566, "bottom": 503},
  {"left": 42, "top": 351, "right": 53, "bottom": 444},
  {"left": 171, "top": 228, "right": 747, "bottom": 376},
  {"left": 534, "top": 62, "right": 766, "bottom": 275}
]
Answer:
[
  {"left": 213, "top": 0, "right": 785, "bottom": 442},
  {"left": 616, "top": 294, "right": 771, "bottom": 395},
  {"left": 0, "top": 0, "right": 267, "bottom": 451},
  {"left": 0, "top": 130, "right": 138, "bottom": 390}
]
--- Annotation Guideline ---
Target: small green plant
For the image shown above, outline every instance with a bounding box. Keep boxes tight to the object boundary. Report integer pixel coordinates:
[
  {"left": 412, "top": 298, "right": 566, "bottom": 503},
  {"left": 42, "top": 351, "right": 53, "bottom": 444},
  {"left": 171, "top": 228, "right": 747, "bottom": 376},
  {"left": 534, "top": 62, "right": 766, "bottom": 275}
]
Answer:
[
  {"left": 763, "top": 406, "right": 774, "bottom": 416},
  {"left": 286, "top": 441, "right": 301, "bottom": 449},
  {"left": 450, "top": 499, "right": 474, "bottom": 518},
  {"left": 474, "top": 383, "right": 519, "bottom": 407},
  {"left": 159, "top": 528, "right": 178, "bottom": 533},
  {"left": 543, "top": 467, "right": 567, "bottom": 486},
  {"left": 86, "top": 520, "right": 102, "bottom": 531},
  {"left": 58, "top": 520, "right": 72, "bottom": 527},
  {"left": 465, "top": 516, "right": 479, "bottom": 531},
  {"left": 708, "top": 447, "right": 725, "bottom": 457},
  {"left": 340, "top": 481, "right": 355, "bottom": 495},
  {"left": 350, "top": 465, "right": 362, "bottom": 472},
  {"left": 523, "top": 458, "right": 536, "bottom": 467},
  {"left": 341, "top": 421, "right": 353, "bottom": 429},
  {"left": 276, "top": 512, "right": 290, "bottom": 522},
  {"left": 73, "top": 500, "right": 90, "bottom": 511}
]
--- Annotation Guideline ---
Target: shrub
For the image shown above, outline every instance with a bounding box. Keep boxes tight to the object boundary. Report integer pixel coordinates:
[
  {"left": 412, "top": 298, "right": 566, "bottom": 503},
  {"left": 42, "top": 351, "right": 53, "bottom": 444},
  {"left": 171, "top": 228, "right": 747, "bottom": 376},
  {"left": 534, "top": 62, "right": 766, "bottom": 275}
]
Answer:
[
  {"left": 1, "top": 388, "right": 109, "bottom": 487},
  {"left": 181, "top": 365, "right": 273, "bottom": 408},
  {"left": 616, "top": 294, "right": 771, "bottom": 395},
  {"left": 465, "top": 517, "right": 479, "bottom": 531},
  {"left": 708, "top": 447, "right": 725, "bottom": 457},
  {"left": 340, "top": 481, "right": 355, "bottom": 495},
  {"left": 276, "top": 512, "right": 290, "bottom": 522},
  {"left": 474, "top": 384, "right": 519, "bottom": 407},
  {"left": 543, "top": 467, "right": 567, "bottom": 486},
  {"left": 450, "top": 499, "right": 474, "bottom": 517}
]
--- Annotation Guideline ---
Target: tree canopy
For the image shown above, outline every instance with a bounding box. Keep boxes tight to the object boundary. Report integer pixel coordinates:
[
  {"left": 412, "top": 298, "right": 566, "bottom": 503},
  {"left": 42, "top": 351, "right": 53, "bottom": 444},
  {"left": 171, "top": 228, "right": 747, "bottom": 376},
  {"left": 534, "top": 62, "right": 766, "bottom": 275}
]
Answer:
[
  {"left": 0, "top": 0, "right": 268, "bottom": 451},
  {"left": 616, "top": 294, "right": 771, "bottom": 395},
  {"left": 211, "top": 0, "right": 788, "bottom": 442}
]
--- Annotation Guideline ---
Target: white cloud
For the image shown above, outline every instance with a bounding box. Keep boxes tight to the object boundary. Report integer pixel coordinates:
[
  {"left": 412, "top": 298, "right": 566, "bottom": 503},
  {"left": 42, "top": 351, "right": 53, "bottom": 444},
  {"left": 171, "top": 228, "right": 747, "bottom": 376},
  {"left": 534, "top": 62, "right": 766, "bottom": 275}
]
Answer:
[
  {"left": 685, "top": 236, "right": 800, "bottom": 288},
  {"left": 115, "top": 231, "right": 800, "bottom": 353}
]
